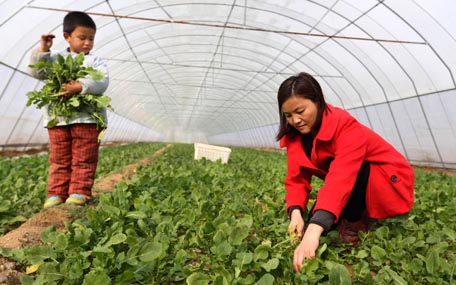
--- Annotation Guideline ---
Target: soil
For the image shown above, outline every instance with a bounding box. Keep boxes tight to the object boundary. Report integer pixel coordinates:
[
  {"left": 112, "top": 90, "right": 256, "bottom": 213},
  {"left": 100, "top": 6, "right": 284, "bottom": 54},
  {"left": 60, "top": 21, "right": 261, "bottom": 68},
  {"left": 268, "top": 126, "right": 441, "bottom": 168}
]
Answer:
[{"left": 0, "top": 144, "right": 171, "bottom": 284}]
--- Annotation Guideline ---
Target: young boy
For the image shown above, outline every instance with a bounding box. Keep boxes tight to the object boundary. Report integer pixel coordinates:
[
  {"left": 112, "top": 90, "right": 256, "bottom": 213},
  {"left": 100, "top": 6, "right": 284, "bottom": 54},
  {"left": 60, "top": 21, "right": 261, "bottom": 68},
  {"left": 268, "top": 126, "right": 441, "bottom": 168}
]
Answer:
[{"left": 29, "top": 11, "right": 109, "bottom": 208}]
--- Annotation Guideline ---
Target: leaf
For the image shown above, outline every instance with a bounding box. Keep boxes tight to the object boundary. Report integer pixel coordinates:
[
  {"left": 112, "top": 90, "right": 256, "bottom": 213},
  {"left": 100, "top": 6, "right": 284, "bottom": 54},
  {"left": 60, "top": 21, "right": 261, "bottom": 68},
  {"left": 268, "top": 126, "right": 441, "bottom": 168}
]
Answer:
[
  {"left": 82, "top": 269, "right": 111, "bottom": 285},
  {"left": 303, "top": 258, "right": 320, "bottom": 276},
  {"left": 86, "top": 69, "right": 105, "bottom": 81},
  {"left": 383, "top": 266, "right": 408, "bottom": 285},
  {"left": 93, "top": 95, "right": 112, "bottom": 108},
  {"left": 25, "top": 245, "right": 56, "bottom": 263},
  {"left": 26, "top": 263, "right": 41, "bottom": 274},
  {"left": 186, "top": 272, "right": 210, "bottom": 285},
  {"left": 253, "top": 273, "right": 274, "bottom": 285},
  {"left": 443, "top": 228, "right": 456, "bottom": 241},
  {"left": 316, "top": 243, "right": 327, "bottom": 257},
  {"left": 139, "top": 241, "right": 162, "bottom": 262},
  {"left": 105, "top": 233, "right": 127, "bottom": 247},
  {"left": 232, "top": 252, "right": 253, "bottom": 267},
  {"left": 229, "top": 225, "right": 249, "bottom": 245},
  {"left": 75, "top": 52, "right": 85, "bottom": 66},
  {"left": 254, "top": 242, "right": 271, "bottom": 261},
  {"left": 261, "top": 258, "right": 279, "bottom": 272},
  {"left": 425, "top": 247, "right": 441, "bottom": 274},
  {"left": 93, "top": 245, "right": 113, "bottom": 253},
  {"left": 68, "top": 97, "right": 80, "bottom": 107},
  {"left": 213, "top": 275, "right": 229, "bottom": 285},
  {"left": 211, "top": 241, "right": 233, "bottom": 257},
  {"left": 57, "top": 54, "right": 65, "bottom": 66},
  {"left": 355, "top": 250, "right": 369, "bottom": 259},
  {"left": 46, "top": 118, "right": 58, "bottom": 128},
  {"left": 54, "top": 234, "right": 69, "bottom": 251},
  {"left": 39, "top": 226, "right": 57, "bottom": 243},
  {"left": 370, "top": 245, "right": 386, "bottom": 261},
  {"left": 328, "top": 264, "right": 351, "bottom": 285},
  {"left": 126, "top": 211, "right": 147, "bottom": 219}
]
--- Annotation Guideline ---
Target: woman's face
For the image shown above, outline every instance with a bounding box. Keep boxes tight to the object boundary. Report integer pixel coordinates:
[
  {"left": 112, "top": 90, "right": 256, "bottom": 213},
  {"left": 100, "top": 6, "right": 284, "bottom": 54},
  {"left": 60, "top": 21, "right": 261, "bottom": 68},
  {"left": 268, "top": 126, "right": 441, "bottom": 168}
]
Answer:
[{"left": 281, "top": 96, "right": 318, "bottom": 135}]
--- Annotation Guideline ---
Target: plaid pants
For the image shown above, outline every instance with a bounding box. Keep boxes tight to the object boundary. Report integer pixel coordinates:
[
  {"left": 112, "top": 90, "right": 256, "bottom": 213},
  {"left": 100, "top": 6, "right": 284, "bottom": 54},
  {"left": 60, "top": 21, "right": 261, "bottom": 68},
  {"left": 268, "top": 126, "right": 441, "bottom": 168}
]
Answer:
[{"left": 47, "top": 123, "right": 101, "bottom": 200}]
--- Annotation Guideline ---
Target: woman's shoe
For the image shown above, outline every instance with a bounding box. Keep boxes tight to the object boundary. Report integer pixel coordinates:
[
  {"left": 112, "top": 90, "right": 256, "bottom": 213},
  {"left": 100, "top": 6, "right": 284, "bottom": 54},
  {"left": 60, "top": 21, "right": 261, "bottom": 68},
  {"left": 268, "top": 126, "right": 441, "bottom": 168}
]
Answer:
[
  {"left": 336, "top": 218, "right": 368, "bottom": 245},
  {"left": 44, "top": 196, "right": 63, "bottom": 208},
  {"left": 65, "top": 193, "right": 90, "bottom": 206}
]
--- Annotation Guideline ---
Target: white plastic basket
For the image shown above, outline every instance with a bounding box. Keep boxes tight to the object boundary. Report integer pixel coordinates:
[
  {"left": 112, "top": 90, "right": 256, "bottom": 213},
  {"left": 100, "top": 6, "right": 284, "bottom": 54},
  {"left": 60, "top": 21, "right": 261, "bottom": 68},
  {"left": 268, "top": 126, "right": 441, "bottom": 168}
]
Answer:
[{"left": 194, "top": 143, "right": 232, "bottom": 164}]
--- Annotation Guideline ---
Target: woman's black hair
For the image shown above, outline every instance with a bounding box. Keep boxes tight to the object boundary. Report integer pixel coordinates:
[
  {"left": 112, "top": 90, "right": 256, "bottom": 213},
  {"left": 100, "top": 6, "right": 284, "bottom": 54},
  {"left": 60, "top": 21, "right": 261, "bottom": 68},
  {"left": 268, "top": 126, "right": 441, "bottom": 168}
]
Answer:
[{"left": 276, "top": 72, "right": 327, "bottom": 141}]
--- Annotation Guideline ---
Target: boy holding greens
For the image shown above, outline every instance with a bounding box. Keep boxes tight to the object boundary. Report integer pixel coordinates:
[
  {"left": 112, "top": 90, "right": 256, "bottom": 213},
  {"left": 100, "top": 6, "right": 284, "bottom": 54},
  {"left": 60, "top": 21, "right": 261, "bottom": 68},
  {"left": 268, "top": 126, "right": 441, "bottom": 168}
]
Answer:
[{"left": 29, "top": 11, "right": 109, "bottom": 208}]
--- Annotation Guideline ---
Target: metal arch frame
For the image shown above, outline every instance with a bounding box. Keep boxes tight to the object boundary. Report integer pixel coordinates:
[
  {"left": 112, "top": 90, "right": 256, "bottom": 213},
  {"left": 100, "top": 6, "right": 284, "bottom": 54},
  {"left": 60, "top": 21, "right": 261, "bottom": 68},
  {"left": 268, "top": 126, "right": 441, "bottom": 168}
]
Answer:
[
  {"left": 380, "top": 1, "right": 451, "bottom": 168},
  {"left": 104, "top": 1, "right": 180, "bottom": 129},
  {"left": 217, "top": 1, "right": 422, "bottom": 161},
  {"left": 19, "top": 2, "right": 364, "bottom": 135},
  {"left": 101, "top": 34, "right": 306, "bottom": 133},
  {"left": 74, "top": 2, "right": 352, "bottom": 127},
  {"left": 1, "top": 0, "right": 453, "bottom": 167},
  {"left": 103, "top": 32, "right": 319, "bottom": 79}
]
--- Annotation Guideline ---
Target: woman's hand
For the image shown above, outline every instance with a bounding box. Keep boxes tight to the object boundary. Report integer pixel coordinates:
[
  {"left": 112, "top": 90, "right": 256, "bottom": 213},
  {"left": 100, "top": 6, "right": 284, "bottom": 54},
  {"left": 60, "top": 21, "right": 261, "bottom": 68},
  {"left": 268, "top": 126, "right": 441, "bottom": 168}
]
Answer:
[
  {"left": 288, "top": 209, "right": 305, "bottom": 241},
  {"left": 293, "top": 223, "right": 324, "bottom": 273}
]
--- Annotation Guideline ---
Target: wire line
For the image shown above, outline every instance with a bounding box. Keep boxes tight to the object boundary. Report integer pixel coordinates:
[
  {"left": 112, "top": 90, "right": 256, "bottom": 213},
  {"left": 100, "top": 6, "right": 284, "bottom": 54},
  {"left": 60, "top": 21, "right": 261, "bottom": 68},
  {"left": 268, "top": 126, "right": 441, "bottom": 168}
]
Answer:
[{"left": 27, "top": 5, "right": 426, "bottom": 45}]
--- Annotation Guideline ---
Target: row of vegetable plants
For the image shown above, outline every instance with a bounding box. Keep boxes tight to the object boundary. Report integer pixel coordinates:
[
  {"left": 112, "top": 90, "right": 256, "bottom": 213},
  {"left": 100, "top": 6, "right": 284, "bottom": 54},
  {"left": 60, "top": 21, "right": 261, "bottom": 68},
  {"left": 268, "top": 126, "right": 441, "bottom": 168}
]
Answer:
[
  {"left": 1, "top": 143, "right": 455, "bottom": 284},
  {"left": 0, "top": 142, "right": 166, "bottom": 234}
]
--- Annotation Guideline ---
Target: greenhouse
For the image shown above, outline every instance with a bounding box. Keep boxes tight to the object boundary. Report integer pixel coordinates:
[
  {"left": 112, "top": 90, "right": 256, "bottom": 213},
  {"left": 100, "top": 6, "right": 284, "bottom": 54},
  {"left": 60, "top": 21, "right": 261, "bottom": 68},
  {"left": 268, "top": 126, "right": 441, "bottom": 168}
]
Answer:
[
  {"left": 1, "top": 0, "right": 455, "bottom": 168},
  {"left": 0, "top": 1, "right": 455, "bottom": 284}
]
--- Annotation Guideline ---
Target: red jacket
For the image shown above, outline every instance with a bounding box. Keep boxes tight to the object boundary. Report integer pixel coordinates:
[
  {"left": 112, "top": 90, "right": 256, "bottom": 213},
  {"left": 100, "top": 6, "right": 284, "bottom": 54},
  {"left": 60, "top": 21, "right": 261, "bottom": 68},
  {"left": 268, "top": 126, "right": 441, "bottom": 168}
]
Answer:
[{"left": 280, "top": 104, "right": 414, "bottom": 222}]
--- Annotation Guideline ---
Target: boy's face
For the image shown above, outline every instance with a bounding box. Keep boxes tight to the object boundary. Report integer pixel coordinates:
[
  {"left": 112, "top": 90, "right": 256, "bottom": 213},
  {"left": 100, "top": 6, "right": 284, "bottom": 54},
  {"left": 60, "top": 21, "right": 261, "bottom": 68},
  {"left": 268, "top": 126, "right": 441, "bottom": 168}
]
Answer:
[{"left": 64, "top": 26, "right": 95, "bottom": 54}]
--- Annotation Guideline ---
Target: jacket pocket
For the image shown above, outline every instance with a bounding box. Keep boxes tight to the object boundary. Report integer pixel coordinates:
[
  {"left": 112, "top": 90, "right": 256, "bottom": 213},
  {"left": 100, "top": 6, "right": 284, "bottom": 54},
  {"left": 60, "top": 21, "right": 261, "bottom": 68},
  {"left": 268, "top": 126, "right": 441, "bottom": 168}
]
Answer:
[{"left": 365, "top": 163, "right": 414, "bottom": 219}]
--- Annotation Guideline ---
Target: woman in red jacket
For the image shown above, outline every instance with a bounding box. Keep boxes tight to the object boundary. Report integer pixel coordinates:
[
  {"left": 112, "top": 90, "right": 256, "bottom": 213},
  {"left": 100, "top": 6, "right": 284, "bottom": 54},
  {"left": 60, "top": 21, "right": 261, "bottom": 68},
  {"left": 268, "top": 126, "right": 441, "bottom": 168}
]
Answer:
[{"left": 277, "top": 72, "right": 414, "bottom": 273}]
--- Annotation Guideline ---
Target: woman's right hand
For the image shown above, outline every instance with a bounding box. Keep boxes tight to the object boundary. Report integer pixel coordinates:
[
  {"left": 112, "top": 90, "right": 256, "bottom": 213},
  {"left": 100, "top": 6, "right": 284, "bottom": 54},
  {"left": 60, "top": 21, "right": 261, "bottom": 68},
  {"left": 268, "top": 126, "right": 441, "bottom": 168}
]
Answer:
[
  {"left": 288, "top": 209, "right": 305, "bottom": 241},
  {"left": 39, "top": 33, "right": 55, "bottom": 52},
  {"left": 293, "top": 223, "right": 323, "bottom": 272}
]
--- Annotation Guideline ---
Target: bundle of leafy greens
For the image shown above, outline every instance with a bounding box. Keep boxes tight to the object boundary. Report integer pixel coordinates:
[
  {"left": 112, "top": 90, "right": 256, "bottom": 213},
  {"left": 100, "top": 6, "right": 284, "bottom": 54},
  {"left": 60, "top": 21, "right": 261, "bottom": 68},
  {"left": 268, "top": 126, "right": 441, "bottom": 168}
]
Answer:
[{"left": 26, "top": 52, "right": 112, "bottom": 141}]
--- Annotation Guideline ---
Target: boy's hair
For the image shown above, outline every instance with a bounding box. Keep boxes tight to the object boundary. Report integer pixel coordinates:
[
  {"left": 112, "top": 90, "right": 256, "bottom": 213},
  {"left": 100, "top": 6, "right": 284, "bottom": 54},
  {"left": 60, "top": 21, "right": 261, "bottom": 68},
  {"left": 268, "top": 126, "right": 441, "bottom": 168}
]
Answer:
[{"left": 63, "top": 11, "right": 96, "bottom": 34}]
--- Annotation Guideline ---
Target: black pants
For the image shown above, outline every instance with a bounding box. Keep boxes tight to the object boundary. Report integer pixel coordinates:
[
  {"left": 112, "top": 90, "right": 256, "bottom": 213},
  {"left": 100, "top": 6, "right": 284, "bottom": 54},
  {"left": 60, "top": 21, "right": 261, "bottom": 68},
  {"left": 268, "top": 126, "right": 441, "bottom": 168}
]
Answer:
[{"left": 339, "top": 162, "right": 370, "bottom": 222}]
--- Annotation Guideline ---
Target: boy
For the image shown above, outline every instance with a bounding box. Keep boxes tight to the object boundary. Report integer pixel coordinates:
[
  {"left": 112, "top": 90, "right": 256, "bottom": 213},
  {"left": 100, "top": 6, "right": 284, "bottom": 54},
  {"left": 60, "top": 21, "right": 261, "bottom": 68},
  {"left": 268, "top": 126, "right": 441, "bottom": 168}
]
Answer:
[{"left": 29, "top": 11, "right": 109, "bottom": 208}]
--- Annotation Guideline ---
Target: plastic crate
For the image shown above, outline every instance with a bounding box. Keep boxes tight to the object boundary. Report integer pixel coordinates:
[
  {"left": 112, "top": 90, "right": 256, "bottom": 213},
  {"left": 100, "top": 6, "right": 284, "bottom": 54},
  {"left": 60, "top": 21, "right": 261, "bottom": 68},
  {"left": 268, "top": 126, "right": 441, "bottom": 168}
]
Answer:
[{"left": 194, "top": 143, "right": 232, "bottom": 164}]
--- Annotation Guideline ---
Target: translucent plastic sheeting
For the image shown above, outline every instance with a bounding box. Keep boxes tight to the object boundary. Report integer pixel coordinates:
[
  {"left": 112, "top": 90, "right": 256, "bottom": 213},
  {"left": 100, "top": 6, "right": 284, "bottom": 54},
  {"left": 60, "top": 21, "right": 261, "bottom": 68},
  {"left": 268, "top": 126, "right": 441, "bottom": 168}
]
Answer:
[{"left": 0, "top": 0, "right": 455, "bottom": 168}]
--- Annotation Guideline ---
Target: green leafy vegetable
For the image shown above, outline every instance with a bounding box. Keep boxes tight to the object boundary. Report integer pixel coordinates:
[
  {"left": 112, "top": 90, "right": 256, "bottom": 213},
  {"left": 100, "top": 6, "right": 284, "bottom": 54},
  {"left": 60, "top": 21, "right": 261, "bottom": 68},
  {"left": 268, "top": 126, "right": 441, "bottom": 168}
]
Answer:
[
  {"left": 26, "top": 52, "right": 112, "bottom": 141},
  {"left": 1, "top": 144, "right": 454, "bottom": 284}
]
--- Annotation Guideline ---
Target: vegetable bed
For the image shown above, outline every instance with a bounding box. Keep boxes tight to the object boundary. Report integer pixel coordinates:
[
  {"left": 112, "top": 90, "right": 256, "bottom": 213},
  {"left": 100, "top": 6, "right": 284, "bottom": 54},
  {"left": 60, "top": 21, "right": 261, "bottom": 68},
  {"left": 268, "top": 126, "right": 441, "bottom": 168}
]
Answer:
[
  {"left": 1, "top": 143, "right": 455, "bottom": 284},
  {"left": 0, "top": 143, "right": 166, "bottom": 234}
]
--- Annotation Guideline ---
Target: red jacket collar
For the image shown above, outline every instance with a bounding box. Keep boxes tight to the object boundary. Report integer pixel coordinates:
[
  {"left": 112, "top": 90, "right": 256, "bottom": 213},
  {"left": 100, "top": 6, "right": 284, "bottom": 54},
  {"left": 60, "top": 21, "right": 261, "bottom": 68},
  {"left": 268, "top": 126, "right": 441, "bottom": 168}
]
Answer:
[{"left": 315, "top": 104, "right": 339, "bottom": 142}]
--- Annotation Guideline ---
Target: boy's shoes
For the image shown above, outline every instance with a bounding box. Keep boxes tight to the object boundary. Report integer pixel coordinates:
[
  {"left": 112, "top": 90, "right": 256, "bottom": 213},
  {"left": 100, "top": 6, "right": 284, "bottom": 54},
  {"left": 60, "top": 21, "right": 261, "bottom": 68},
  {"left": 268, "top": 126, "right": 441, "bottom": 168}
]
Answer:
[
  {"left": 336, "top": 214, "right": 369, "bottom": 245},
  {"left": 44, "top": 196, "right": 63, "bottom": 208},
  {"left": 65, "top": 193, "right": 90, "bottom": 206}
]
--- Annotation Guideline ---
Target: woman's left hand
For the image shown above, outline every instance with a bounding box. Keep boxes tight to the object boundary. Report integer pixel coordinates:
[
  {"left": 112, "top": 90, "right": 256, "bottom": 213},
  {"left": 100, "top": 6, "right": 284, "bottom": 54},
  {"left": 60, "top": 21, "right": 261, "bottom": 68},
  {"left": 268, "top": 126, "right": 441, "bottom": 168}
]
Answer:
[{"left": 293, "top": 223, "right": 324, "bottom": 273}]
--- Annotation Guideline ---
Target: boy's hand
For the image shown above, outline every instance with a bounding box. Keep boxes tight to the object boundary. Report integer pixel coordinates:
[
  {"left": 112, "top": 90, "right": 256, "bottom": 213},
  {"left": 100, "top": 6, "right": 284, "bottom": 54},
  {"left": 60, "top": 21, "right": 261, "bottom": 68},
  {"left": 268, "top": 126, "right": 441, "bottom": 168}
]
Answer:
[
  {"left": 39, "top": 34, "right": 55, "bottom": 52},
  {"left": 59, "top": 80, "right": 82, "bottom": 96}
]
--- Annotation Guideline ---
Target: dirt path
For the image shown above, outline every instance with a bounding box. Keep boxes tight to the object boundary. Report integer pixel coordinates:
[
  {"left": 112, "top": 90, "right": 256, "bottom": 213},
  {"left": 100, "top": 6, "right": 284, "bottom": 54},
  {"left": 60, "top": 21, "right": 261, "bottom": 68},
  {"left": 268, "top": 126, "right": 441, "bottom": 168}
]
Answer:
[{"left": 0, "top": 144, "right": 171, "bottom": 284}]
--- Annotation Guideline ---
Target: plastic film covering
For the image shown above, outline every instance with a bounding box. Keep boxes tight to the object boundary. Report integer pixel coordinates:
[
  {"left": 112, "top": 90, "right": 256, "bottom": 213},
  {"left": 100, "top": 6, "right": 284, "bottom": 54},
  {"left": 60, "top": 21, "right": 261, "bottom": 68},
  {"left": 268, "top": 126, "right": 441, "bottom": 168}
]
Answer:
[{"left": 0, "top": 0, "right": 455, "bottom": 168}]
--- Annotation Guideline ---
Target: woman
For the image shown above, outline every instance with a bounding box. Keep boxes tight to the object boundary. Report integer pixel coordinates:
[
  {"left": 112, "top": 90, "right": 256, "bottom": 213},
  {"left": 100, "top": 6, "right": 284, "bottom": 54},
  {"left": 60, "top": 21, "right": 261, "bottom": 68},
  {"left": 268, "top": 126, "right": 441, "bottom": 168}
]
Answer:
[{"left": 276, "top": 72, "right": 414, "bottom": 273}]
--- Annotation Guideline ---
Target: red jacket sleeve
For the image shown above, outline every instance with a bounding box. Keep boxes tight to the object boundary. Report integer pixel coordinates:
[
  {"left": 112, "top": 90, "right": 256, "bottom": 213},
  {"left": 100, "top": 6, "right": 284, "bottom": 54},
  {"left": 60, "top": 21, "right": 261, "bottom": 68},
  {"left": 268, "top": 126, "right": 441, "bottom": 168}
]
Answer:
[{"left": 280, "top": 136, "right": 312, "bottom": 215}]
